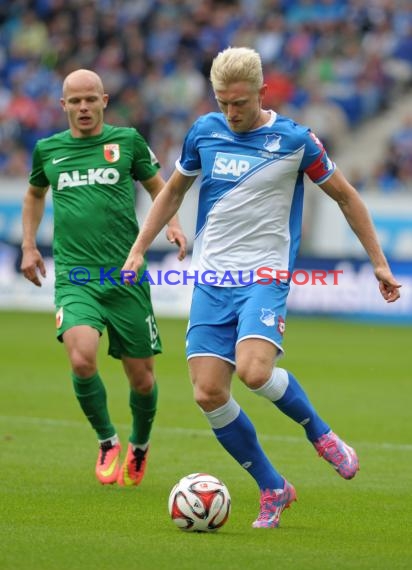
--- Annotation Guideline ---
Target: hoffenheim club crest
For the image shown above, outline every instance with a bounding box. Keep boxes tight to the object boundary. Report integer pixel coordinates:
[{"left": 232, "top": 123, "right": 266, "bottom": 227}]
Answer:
[{"left": 263, "top": 134, "right": 281, "bottom": 153}]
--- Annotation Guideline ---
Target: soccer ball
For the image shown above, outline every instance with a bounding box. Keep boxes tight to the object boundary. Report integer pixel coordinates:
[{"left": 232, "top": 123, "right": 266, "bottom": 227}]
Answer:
[{"left": 168, "top": 473, "right": 231, "bottom": 532}]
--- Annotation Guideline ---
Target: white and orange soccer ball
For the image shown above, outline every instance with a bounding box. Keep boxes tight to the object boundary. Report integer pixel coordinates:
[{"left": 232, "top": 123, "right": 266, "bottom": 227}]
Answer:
[{"left": 168, "top": 473, "right": 231, "bottom": 532}]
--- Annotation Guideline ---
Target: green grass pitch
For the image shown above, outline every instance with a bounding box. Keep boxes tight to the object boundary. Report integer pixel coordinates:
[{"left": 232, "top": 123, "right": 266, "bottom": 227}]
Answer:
[{"left": 1, "top": 311, "right": 411, "bottom": 570}]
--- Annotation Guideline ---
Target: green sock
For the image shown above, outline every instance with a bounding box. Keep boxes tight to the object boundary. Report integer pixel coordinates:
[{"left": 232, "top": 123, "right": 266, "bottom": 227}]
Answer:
[
  {"left": 129, "top": 382, "right": 158, "bottom": 445},
  {"left": 71, "top": 372, "right": 115, "bottom": 440}
]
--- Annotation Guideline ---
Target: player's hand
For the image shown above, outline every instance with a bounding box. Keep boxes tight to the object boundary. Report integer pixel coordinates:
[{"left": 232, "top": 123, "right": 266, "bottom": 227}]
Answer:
[
  {"left": 21, "top": 247, "right": 46, "bottom": 287},
  {"left": 166, "top": 224, "right": 187, "bottom": 261},
  {"left": 375, "top": 267, "right": 401, "bottom": 303},
  {"left": 121, "top": 251, "right": 145, "bottom": 285}
]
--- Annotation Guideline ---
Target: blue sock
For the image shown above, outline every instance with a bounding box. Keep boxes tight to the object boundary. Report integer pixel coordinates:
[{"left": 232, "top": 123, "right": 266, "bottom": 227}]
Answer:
[
  {"left": 205, "top": 398, "right": 284, "bottom": 490},
  {"left": 253, "top": 368, "right": 330, "bottom": 442}
]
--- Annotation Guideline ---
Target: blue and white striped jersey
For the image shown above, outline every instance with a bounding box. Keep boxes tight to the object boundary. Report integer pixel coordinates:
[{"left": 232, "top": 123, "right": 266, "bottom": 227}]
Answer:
[{"left": 176, "top": 110, "right": 335, "bottom": 285}]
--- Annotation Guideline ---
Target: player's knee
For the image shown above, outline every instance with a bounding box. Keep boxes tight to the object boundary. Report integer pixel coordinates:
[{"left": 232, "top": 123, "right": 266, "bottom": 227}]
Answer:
[
  {"left": 237, "top": 363, "right": 271, "bottom": 390},
  {"left": 124, "top": 359, "right": 155, "bottom": 394},
  {"left": 71, "top": 361, "right": 96, "bottom": 378},
  {"left": 193, "top": 385, "right": 227, "bottom": 412},
  {"left": 129, "top": 372, "right": 155, "bottom": 394},
  {"left": 70, "top": 350, "right": 96, "bottom": 378}
]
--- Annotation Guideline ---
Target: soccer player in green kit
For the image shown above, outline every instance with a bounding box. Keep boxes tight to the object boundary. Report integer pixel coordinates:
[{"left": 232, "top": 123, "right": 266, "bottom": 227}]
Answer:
[{"left": 20, "top": 69, "right": 187, "bottom": 486}]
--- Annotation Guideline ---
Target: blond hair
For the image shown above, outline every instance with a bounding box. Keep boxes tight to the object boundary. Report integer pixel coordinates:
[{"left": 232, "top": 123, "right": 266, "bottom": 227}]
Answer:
[{"left": 210, "top": 47, "right": 263, "bottom": 91}]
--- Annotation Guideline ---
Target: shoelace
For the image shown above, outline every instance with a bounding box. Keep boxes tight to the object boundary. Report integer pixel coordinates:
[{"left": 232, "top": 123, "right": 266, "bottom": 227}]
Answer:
[
  {"left": 318, "top": 439, "right": 344, "bottom": 463},
  {"left": 99, "top": 441, "right": 114, "bottom": 465},
  {"left": 131, "top": 448, "right": 146, "bottom": 471},
  {"left": 257, "top": 491, "right": 283, "bottom": 519}
]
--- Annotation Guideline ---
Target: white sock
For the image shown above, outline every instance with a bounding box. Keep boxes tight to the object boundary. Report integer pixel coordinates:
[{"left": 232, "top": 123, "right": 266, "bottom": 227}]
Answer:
[
  {"left": 203, "top": 397, "right": 241, "bottom": 429},
  {"left": 251, "top": 368, "right": 289, "bottom": 401},
  {"left": 98, "top": 434, "right": 119, "bottom": 446},
  {"left": 131, "top": 442, "right": 149, "bottom": 452}
]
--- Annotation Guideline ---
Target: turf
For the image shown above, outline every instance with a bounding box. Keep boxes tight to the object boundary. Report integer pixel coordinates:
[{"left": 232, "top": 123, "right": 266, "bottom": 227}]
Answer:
[{"left": 1, "top": 312, "right": 411, "bottom": 570}]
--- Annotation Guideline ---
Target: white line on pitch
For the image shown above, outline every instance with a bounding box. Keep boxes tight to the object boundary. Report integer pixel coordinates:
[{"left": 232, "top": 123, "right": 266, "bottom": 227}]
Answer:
[{"left": 1, "top": 414, "right": 411, "bottom": 452}]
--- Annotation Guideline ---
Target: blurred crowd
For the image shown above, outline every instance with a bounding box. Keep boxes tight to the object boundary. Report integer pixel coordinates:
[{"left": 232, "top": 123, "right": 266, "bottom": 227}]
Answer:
[{"left": 1, "top": 0, "right": 412, "bottom": 191}]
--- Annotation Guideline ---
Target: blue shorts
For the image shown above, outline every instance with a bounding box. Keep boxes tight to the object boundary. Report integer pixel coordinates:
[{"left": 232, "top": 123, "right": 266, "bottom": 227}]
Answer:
[{"left": 186, "top": 282, "right": 289, "bottom": 364}]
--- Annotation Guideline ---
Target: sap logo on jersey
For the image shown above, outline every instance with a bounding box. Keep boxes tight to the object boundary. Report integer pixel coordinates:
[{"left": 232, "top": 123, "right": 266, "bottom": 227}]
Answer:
[
  {"left": 57, "top": 168, "right": 120, "bottom": 190},
  {"left": 212, "top": 152, "right": 265, "bottom": 181}
]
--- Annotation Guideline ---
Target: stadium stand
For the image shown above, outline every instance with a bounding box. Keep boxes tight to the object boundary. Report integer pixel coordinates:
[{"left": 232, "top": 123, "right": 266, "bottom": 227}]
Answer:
[{"left": 0, "top": 0, "right": 412, "bottom": 189}]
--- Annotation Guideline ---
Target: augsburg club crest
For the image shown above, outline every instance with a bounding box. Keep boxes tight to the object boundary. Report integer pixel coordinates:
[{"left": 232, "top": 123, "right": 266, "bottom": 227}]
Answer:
[{"left": 103, "top": 144, "right": 120, "bottom": 162}]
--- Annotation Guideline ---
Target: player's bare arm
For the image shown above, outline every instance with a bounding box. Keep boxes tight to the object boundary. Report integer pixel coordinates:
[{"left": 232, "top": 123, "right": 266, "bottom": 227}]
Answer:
[
  {"left": 320, "top": 168, "right": 401, "bottom": 303},
  {"left": 141, "top": 171, "right": 187, "bottom": 261},
  {"left": 123, "top": 169, "right": 195, "bottom": 276},
  {"left": 21, "top": 185, "right": 49, "bottom": 287}
]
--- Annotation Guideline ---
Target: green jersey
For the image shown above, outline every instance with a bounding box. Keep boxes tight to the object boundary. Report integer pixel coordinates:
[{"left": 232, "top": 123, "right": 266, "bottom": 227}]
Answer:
[{"left": 29, "top": 124, "right": 160, "bottom": 276}]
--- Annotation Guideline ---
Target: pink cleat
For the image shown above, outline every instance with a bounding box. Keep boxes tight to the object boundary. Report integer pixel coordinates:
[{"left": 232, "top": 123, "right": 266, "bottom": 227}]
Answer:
[
  {"left": 95, "top": 440, "right": 121, "bottom": 485},
  {"left": 314, "top": 431, "right": 359, "bottom": 479},
  {"left": 117, "top": 443, "right": 149, "bottom": 487},
  {"left": 252, "top": 480, "right": 297, "bottom": 528}
]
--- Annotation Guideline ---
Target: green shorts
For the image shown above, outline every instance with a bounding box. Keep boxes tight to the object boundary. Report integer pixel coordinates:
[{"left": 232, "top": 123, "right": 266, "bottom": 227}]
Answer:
[{"left": 54, "top": 277, "right": 162, "bottom": 359}]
